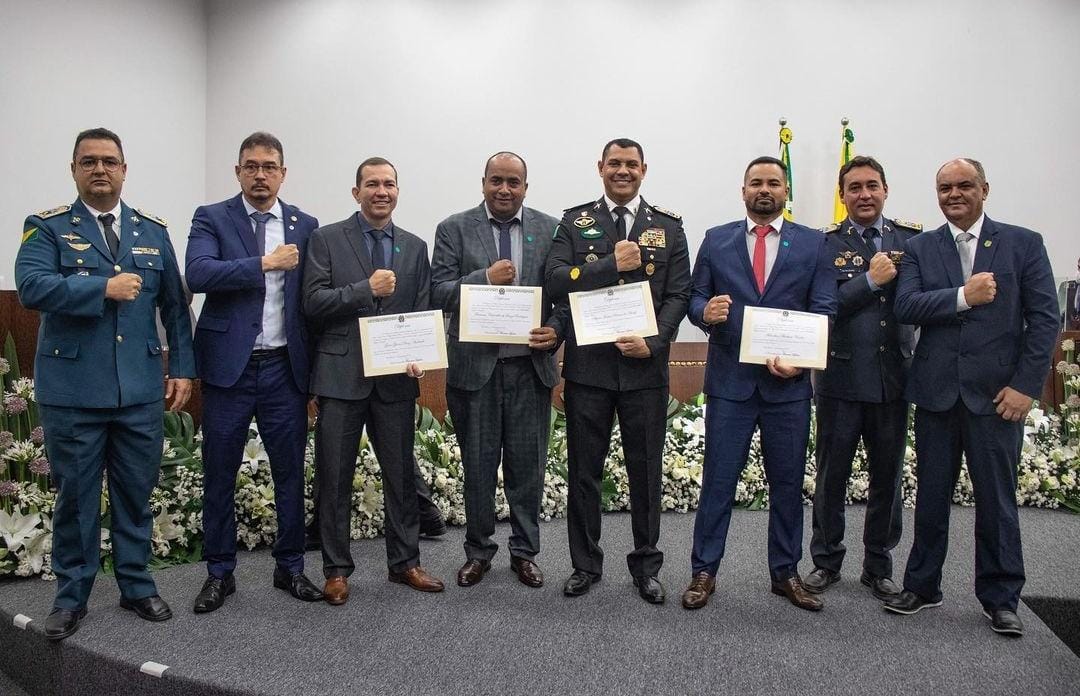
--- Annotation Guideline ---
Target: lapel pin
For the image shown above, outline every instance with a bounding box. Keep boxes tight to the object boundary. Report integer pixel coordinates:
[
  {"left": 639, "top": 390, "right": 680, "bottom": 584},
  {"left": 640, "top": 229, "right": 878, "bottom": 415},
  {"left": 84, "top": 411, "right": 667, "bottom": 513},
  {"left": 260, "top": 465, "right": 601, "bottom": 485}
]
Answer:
[
  {"left": 782, "top": 240, "right": 790, "bottom": 247},
  {"left": 291, "top": 215, "right": 298, "bottom": 222},
  {"left": 394, "top": 246, "right": 401, "bottom": 253},
  {"left": 526, "top": 235, "right": 533, "bottom": 242},
  {"left": 133, "top": 231, "right": 139, "bottom": 237},
  {"left": 131, "top": 216, "right": 139, "bottom": 223},
  {"left": 71, "top": 216, "right": 82, "bottom": 224},
  {"left": 289, "top": 225, "right": 295, "bottom": 230},
  {"left": 984, "top": 239, "right": 992, "bottom": 247}
]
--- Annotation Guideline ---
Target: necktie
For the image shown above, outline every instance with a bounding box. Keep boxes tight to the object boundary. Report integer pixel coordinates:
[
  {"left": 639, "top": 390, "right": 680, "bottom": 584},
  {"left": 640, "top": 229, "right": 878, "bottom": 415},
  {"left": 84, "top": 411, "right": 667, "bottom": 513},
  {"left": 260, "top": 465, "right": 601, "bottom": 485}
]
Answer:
[
  {"left": 250, "top": 211, "right": 274, "bottom": 255},
  {"left": 956, "top": 231, "right": 975, "bottom": 281},
  {"left": 492, "top": 218, "right": 515, "bottom": 261},
  {"left": 862, "top": 227, "right": 879, "bottom": 253},
  {"left": 752, "top": 224, "right": 771, "bottom": 293},
  {"left": 613, "top": 206, "right": 630, "bottom": 241},
  {"left": 368, "top": 228, "right": 387, "bottom": 270},
  {"left": 99, "top": 213, "right": 119, "bottom": 258}
]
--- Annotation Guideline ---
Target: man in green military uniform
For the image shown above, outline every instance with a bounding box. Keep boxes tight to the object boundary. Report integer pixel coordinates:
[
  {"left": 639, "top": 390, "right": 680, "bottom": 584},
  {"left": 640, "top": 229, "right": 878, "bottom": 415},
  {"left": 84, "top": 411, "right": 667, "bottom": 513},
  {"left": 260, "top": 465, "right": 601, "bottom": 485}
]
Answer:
[{"left": 15, "top": 128, "right": 195, "bottom": 640}]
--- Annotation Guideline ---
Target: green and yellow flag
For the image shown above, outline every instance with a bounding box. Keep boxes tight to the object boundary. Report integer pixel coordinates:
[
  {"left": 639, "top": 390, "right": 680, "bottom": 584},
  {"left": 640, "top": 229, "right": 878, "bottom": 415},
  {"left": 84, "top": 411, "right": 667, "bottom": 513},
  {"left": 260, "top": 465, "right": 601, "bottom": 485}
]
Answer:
[
  {"left": 778, "top": 119, "right": 794, "bottom": 221},
  {"left": 833, "top": 119, "right": 855, "bottom": 224}
]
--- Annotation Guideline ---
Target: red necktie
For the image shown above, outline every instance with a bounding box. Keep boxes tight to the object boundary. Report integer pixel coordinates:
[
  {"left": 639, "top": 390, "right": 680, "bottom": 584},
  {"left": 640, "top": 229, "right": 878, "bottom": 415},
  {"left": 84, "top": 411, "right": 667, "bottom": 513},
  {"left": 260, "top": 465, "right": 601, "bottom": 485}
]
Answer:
[{"left": 752, "top": 224, "right": 771, "bottom": 293}]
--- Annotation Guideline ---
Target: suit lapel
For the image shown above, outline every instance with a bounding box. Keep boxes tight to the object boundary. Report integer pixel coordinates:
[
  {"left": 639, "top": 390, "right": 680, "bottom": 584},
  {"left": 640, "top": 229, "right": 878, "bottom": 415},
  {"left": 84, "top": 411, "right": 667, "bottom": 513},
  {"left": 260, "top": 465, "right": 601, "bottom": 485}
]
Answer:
[
  {"left": 226, "top": 194, "right": 259, "bottom": 257},
  {"left": 520, "top": 207, "right": 538, "bottom": 286},
  {"left": 69, "top": 199, "right": 112, "bottom": 260},
  {"left": 115, "top": 202, "right": 136, "bottom": 262},
  {"left": 342, "top": 214, "right": 375, "bottom": 277},
  {"left": 936, "top": 224, "right": 964, "bottom": 288},
  {"left": 972, "top": 216, "right": 1000, "bottom": 275},
  {"left": 592, "top": 197, "right": 620, "bottom": 247},
  {"left": 732, "top": 220, "right": 759, "bottom": 297},
  {"left": 880, "top": 220, "right": 898, "bottom": 253},
  {"left": 762, "top": 221, "right": 794, "bottom": 296},
  {"left": 471, "top": 204, "right": 498, "bottom": 267},
  {"left": 627, "top": 198, "right": 651, "bottom": 242},
  {"left": 281, "top": 200, "right": 298, "bottom": 247}
]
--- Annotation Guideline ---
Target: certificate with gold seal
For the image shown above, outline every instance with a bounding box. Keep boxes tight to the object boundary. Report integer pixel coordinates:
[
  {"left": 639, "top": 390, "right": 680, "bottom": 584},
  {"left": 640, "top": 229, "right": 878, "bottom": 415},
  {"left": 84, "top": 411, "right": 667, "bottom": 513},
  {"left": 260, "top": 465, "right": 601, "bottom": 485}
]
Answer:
[
  {"left": 568, "top": 281, "right": 658, "bottom": 346},
  {"left": 359, "top": 310, "right": 448, "bottom": 376},
  {"left": 738, "top": 306, "right": 829, "bottom": 370},
  {"left": 459, "top": 285, "right": 542, "bottom": 344}
]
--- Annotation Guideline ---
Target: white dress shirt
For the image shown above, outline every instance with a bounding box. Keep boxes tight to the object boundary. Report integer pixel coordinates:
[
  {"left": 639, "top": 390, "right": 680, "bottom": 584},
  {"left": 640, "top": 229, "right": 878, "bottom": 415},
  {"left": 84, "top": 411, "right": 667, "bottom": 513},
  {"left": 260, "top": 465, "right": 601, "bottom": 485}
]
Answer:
[
  {"left": 605, "top": 195, "right": 640, "bottom": 236},
  {"left": 950, "top": 213, "right": 985, "bottom": 313},
  {"left": 243, "top": 197, "right": 287, "bottom": 349},
  {"left": 745, "top": 214, "right": 785, "bottom": 281},
  {"left": 81, "top": 199, "right": 122, "bottom": 252}
]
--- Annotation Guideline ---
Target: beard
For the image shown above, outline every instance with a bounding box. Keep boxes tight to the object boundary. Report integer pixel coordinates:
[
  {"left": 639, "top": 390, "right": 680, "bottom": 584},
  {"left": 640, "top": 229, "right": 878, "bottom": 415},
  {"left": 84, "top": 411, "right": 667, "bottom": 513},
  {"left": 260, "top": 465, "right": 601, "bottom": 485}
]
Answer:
[{"left": 749, "top": 195, "right": 782, "bottom": 216}]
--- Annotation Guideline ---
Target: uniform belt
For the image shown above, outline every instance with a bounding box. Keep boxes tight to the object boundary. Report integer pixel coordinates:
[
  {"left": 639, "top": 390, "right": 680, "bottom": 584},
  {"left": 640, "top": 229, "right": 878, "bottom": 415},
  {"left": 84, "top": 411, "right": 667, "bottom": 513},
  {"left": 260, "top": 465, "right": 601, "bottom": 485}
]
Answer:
[
  {"left": 496, "top": 355, "right": 532, "bottom": 364},
  {"left": 250, "top": 346, "right": 288, "bottom": 361}
]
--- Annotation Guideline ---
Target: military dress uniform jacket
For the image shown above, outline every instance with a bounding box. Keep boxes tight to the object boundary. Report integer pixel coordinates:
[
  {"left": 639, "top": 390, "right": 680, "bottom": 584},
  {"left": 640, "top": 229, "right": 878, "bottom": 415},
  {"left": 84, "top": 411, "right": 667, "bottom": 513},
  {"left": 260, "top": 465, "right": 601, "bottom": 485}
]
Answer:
[
  {"left": 545, "top": 197, "right": 691, "bottom": 391},
  {"left": 15, "top": 200, "right": 195, "bottom": 407},
  {"left": 815, "top": 217, "right": 921, "bottom": 403}
]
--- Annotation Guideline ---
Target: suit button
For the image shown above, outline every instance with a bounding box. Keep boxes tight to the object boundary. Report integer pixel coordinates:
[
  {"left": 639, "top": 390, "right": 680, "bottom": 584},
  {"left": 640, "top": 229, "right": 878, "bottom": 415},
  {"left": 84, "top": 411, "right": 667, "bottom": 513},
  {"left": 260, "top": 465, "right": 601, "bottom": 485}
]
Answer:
[
  {"left": 116, "top": 335, "right": 124, "bottom": 343},
  {"left": 618, "top": 279, "right": 625, "bottom": 285},
  {"left": 113, "top": 264, "right": 121, "bottom": 272},
  {"left": 879, "top": 345, "right": 885, "bottom": 352},
  {"left": 880, "top": 320, "right": 887, "bottom": 327},
  {"left": 76, "top": 258, "right": 84, "bottom": 265},
  {"left": 53, "top": 349, "right": 59, "bottom": 355},
  {"left": 879, "top": 297, "right": 886, "bottom": 303},
  {"left": 829, "top": 350, "right": 836, "bottom": 356}
]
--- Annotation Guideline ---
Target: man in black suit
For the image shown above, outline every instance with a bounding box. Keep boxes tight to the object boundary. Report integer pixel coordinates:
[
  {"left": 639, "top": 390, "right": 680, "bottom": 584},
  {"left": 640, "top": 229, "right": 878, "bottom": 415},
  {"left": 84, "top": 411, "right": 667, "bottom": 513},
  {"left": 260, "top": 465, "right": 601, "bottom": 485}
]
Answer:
[
  {"left": 431, "top": 152, "right": 562, "bottom": 588},
  {"left": 885, "top": 158, "right": 1059, "bottom": 636},
  {"left": 303, "top": 157, "right": 444, "bottom": 604},
  {"left": 805, "top": 156, "right": 921, "bottom": 600},
  {"left": 545, "top": 138, "right": 691, "bottom": 604}
]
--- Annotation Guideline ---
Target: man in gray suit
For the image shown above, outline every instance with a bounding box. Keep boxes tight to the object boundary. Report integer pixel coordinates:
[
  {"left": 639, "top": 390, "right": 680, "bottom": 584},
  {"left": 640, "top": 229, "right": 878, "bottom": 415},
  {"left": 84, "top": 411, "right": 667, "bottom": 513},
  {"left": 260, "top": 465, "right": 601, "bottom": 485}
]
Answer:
[
  {"left": 303, "top": 157, "right": 444, "bottom": 604},
  {"left": 431, "top": 152, "right": 563, "bottom": 588}
]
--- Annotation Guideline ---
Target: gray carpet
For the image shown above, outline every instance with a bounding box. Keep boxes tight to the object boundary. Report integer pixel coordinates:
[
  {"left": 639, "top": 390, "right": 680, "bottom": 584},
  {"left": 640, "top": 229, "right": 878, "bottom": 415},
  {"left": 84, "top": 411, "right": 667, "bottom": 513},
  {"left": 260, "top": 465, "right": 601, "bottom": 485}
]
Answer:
[{"left": 2, "top": 507, "right": 1079, "bottom": 695}]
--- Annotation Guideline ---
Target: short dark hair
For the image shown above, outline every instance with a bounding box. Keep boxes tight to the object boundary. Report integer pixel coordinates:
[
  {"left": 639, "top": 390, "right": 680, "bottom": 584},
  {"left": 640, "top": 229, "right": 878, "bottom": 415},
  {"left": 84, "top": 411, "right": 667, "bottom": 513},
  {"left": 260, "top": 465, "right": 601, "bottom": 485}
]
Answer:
[
  {"left": 73, "top": 127, "right": 123, "bottom": 161},
  {"left": 838, "top": 155, "right": 887, "bottom": 190},
  {"left": 744, "top": 156, "right": 787, "bottom": 178},
  {"left": 356, "top": 157, "right": 398, "bottom": 186},
  {"left": 238, "top": 131, "right": 284, "bottom": 164},
  {"left": 483, "top": 151, "right": 528, "bottom": 180},
  {"left": 601, "top": 138, "right": 644, "bottom": 163}
]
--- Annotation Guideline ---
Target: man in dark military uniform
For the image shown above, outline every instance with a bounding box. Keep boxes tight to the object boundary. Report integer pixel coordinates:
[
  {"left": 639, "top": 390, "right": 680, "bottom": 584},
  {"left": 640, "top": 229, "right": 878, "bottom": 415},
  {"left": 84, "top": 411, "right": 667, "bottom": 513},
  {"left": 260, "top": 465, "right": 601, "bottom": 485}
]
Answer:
[
  {"left": 804, "top": 155, "right": 921, "bottom": 600},
  {"left": 545, "top": 138, "right": 691, "bottom": 604},
  {"left": 15, "top": 128, "right": 195, "bottom": 640}
]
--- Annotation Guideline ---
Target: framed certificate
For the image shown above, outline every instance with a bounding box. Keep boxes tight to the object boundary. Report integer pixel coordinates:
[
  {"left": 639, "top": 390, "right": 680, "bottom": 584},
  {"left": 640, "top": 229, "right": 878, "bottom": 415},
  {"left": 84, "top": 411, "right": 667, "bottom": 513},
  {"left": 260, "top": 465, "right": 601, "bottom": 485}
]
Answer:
[
  {"left": 568, "top": 280, "right": 659, "bottom": 346},
  {"left": 459, "top": 285, "right": 542, "bottom": 344},
  {"left": 359, "top": 309, "right": 449, "bottom": 376},
  {"left": 738, "top": 306, "right": 829, "bottom": 370}
]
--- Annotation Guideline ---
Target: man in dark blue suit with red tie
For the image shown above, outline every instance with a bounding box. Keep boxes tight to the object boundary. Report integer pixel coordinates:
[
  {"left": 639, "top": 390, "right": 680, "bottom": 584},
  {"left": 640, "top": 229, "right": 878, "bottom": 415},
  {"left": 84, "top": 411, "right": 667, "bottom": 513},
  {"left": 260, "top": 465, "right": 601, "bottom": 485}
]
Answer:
[
  {"left": 185, "top": 132, "right": 324, "bottom": 612},
  {"left": 884, "top": 158, "right": 1059, "bottom": 636},
  {"left": 681, "top": 156, "right": 836, "bottom": 611}
]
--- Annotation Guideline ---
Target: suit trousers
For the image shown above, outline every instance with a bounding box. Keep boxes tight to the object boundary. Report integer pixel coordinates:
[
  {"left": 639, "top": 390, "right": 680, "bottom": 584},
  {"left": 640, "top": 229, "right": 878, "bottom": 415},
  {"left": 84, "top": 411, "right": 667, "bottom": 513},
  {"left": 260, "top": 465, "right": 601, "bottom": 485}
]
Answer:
[
  {"left": 692, "top": 393, "right": 810, "bottom": 581},
  {"left": 200, "top": 352, "right": 307, "bottom": 578},
  {"left": 903, "top": 401, "right": 1025, "bottom": 611},
  {"left": 40, "top": 401, "right": 164, "bottom": 609},
  {"left": 810, "top": 395, "right": 907, "bottom": 577},
  {"left": 564, "top": 380, "right": 666, "bottom": 578},
  {"left": 447, "top": 356, "right": 549, "bottom": 562},
  {"left": 315, "top": 394, "right": 419, "bottom": 576}
]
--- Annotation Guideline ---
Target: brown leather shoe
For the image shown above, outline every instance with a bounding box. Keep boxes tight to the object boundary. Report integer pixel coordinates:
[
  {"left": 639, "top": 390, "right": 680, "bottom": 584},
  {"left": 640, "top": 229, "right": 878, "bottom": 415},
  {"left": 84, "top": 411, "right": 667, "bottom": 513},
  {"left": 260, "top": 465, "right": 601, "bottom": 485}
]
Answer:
[
  {"left": 510, "top": 557, "right": 544, "bottom": 588},
  {"left": 771, "top": 575, "right": 823, "bottom": 612},
  {"left": 323, "top": 576, "right": 349, "bottom": 606},
  {"left": 681, "top": 572, "right": 716, "bottom": 610},
  {"left": 456, "top": 559, "right": 491, "bottom": 587},
  {"left": 389, "top": 566, "right": 445, "bottom": 593}
]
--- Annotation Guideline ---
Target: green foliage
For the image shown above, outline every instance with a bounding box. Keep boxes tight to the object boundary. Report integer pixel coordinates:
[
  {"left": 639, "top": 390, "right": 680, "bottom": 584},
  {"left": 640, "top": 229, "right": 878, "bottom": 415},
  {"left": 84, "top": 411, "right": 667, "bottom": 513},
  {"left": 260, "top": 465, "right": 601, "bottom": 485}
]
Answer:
[{"left": 161, "top": 411, "right": 200, "bottom": 485}]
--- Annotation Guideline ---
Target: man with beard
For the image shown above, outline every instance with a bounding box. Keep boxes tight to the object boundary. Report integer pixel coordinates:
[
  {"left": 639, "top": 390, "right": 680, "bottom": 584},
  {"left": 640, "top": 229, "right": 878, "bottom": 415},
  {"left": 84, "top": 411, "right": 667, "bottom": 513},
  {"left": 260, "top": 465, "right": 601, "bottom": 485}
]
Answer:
[
  {"left": 681, "top": 156, "right": 835, "bottom": 612},
  {"left": 804, "top": 156, "right": 921, "bottom": 601},
  {"left": 885, "top": 158, "right": 1058, "bottom": 636},
  {"left": 545, "top": 138, "right": 691, "bottom": 604}
]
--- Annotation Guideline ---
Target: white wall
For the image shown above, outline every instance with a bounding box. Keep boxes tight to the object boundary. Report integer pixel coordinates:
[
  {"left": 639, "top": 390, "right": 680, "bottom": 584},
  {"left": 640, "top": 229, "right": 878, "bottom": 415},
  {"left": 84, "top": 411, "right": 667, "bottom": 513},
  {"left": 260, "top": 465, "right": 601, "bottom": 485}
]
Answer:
[
  {"left": 203, "top": 0, "right": 1080, "bottom": 286},
  {"left": 0, "top": 0, "right": 207, "bottom": 290}
]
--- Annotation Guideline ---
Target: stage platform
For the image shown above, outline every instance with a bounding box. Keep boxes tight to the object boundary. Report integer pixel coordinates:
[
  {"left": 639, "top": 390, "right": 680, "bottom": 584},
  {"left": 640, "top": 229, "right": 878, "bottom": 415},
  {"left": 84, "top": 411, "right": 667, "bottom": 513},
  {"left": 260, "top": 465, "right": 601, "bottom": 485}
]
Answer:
[{"left": 2, "top": 507, "right": 1079, "bottom": 696}]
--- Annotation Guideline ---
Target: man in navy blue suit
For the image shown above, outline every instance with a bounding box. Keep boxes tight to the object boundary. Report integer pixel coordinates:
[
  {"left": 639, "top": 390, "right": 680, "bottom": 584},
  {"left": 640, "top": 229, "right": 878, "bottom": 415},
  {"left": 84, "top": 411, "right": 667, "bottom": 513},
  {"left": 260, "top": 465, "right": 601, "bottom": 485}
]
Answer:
[
  {"left": 681, "top": 156, "right": 836, "bottom": 612},
  {"left": 185, "top": 132, "right": 324, "bottom": 612},
  {"left": 884, "top": 158, "right": 1058, "bottom": 636}
]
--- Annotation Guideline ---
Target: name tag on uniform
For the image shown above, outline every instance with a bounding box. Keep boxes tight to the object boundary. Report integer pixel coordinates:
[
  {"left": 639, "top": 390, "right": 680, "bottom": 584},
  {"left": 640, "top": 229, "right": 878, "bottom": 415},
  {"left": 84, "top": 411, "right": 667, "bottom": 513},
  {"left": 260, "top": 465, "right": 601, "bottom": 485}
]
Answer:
[
  {"left": 638, "top": 228, "right": 666, "bottom": 248},
  {"left": 132, "top": 247, "right": 161, "bottom": 255}
]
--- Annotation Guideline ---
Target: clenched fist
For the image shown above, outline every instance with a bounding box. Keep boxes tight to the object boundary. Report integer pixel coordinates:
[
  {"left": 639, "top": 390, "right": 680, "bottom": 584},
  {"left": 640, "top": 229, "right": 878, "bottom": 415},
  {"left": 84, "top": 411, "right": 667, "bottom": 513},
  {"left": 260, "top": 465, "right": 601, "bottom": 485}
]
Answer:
[
  {"left": 703, "top": 295, "right": 732, "bottom": 324},
  {"left": 963, "top": 272, "right": 996, "bottom": 307},
  {"left": 262, "top": 243, "right": 299, "bottom": 272},
  {"left": 369, "top": 269, "right": 396, "bottom": 297},
  {"left": 106, "top": 272, "right": 143, "bottom": 301},
  {"left": 486, "top": 259, "right": 516, "bottom": 285},
  {"left": 866, "top": 252, "right": 897, "bottom": 286},
  {"left": 614, "top": 240, "right": 642, "bottom": 272}
]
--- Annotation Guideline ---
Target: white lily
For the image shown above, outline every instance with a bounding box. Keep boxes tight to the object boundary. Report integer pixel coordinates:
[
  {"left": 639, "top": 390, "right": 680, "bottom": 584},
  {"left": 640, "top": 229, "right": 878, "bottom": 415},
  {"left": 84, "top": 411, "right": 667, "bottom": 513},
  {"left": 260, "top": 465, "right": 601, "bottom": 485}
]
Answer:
[{"left": 0, "top": 508, "right": 41, "bottom": 553}]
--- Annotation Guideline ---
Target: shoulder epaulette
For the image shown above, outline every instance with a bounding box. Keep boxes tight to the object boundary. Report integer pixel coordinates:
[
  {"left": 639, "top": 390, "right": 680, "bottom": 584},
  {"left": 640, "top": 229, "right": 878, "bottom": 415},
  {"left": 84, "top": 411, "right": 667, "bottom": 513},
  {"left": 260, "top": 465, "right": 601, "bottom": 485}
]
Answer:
[
  {"left": 651, "top": 205, "right": 681, "bottom": 220},
  {"left": 135, "top": 208, "right": 168, "bottom": 227},
  {"left": 891, "top": 218, "right": 922, "bottom": 232},
  {"left": 563, "top": 201, "right": 600, "bottom": 214},
  {"left": 34, "top": 204, "right": 71, "bottom": 219},
  {"left": 821, "top": 223, "right": 840, "bottom": 234}
]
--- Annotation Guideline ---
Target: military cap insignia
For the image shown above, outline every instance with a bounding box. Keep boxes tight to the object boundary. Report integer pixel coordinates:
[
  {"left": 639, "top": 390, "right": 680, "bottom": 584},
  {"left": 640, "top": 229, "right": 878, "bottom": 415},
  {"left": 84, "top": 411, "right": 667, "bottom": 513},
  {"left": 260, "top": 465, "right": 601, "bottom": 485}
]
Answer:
[
  {"left": 21, "top": 227, "right": 38, "bottom": 244},
  {"left": 834, "top": 256, "right": 847, "bottom": 268},
  {"left": 821, "top": 223, "right": 840, "bottom": 234},
  {"left": 638, "top": 228, "right": 667, "bottom": 248},
  {"left": 892, "top": 218, "right": 922, "bottom": 231},
  {"left": 570, "top": 267, "right": 581, "bottom": 281},
  {"left": 574, "top": 216, "right": 597, "bottom": 228},
  {"left": 652, "top": 205, "right": 681, "bottom": 220},
  {"left": 34, "top": 204, "right": 71, "bottom": 219},
  {"left": 134, "top": 208, "right": 168, "bottom": 226}
]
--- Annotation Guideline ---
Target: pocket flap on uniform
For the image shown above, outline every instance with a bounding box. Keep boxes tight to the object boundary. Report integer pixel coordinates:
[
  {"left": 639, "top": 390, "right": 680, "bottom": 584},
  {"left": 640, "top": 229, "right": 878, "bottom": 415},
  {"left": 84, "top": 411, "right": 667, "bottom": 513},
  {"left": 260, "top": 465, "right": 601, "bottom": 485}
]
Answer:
[
  {"left": 60, "top": 250, "right": 99, "bottom": 268},
  {"left": 132, "top": 254, "right": 162, "bottom": 270},
  {"left": 197, "top": 315, "right": 230, "bottom": 332},
  {"left": 40, "top": 341, "right": 79, "bottom": 359},
  {"left": 147, "top": 339, "right": 163, "bottom": 355}
]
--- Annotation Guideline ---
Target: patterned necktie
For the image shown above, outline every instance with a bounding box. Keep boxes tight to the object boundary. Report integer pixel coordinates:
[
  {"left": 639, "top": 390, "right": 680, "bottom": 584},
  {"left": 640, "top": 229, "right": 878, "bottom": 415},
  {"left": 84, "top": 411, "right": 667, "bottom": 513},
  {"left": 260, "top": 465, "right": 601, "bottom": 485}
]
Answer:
[
  {"left": 250, "top": 211, "right": 274, "bottom": 255},
  {"left": 956, "top": 231, "right": 975, "bottom": 281},
  {"left": 862, "top": 227, "right": 879, "bottom": 253},
  {"left": 752, "top": 224, "right": 771, "bottom": 293},
  {"left": 492, "top": 218, "right": 515, "bottom": 261},
  {"left": 613, "top": 205, "right": 630, "bottom": 241},
  {"left": 368, "top": 228, "right": 387, "bottom": 270},
  {"left": 99, "top": 213, "right": 119, "bottom": 258}
]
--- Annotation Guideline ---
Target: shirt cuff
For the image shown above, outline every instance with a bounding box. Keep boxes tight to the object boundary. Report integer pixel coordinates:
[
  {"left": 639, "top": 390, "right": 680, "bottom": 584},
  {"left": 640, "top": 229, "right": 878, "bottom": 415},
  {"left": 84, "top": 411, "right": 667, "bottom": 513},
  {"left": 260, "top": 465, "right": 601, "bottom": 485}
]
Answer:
[
  {"left": 866, "top": 275, "right": 880, "bottom": 293},
  {"left": 956, "top": 287, "right": 971, "bottom": 312}
]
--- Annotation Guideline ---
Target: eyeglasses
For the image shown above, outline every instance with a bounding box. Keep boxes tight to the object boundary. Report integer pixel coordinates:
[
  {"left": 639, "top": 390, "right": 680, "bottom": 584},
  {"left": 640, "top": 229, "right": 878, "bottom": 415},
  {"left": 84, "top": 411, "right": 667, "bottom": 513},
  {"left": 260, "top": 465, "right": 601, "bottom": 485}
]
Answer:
[
  {"left": 77, "top": 157, "right": 124, "bottom": 172},
  {"left": 239, "top": 163, "right": 282, "bottom": 175}
]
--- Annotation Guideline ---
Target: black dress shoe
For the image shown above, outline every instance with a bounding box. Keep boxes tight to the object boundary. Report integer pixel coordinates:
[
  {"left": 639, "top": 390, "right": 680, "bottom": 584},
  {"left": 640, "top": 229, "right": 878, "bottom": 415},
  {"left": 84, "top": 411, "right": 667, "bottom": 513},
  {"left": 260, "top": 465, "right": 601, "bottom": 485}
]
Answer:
[
  {"left": 803, "top": 567, "right": 841, "bottom": 594},
  {"left": 273, "top": 568, "right": 324, "bottom": 602},
  {"left": 860, "top": 572, "right": 901, "bottom": 600},
  {"left": 510, "top": 557, "right": 544, "bottom": 588},
  {"left": 633, "top": 575, "right": 666, "bottom": 604},
  {"left": 120, "top": 595, "right": 173, "bottom": 622},
  {"left": 984, "top": 609, "right": 1024, "bottom": 636},
  {"left": 193, "top": 574, "right": 236, "bottom": 614},
  {"left": 457, "top": 559, "right": 491, "bottom": 587},
  {"left": 883, "top": 590, "right": 941, "bottom": 615},
  {"left": 44, "top": 607, "right": 87, "bottom": 641},
  {"left": 563, "top": 570, "right": 600, "bottom": 597},
  {"left": 419, "top": 515, "right": 447, "bottom": 537}
]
